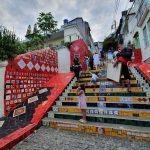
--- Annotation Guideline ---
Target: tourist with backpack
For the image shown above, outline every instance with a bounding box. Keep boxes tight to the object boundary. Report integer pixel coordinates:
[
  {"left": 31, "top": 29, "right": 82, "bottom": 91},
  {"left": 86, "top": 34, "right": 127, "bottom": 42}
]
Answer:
[{"left": 113, "top": 42, "right": 133, "bottom": 92}]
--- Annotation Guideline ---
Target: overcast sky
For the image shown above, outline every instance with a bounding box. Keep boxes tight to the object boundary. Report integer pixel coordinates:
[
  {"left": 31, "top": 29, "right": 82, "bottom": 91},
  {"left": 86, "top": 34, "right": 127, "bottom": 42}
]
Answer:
[{"left": 0, "top": 0, "right": 132, "bottom": 42}]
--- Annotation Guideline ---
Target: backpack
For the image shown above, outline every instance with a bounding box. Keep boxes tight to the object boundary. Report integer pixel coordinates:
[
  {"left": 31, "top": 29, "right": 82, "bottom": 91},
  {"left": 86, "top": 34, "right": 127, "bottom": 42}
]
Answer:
[{"left": 117, "top": 48, "right": 132, "bottom": 59}]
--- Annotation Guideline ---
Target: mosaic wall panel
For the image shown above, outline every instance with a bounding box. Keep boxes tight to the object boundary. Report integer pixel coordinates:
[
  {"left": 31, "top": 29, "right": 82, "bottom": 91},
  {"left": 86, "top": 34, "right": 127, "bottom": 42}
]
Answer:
[{"left": 4, "top": 48, "right": 58, "bottom": 115}]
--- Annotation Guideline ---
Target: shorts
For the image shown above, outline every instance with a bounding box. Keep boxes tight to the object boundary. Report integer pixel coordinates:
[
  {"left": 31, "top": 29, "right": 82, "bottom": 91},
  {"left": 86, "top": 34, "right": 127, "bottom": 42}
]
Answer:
[{"left": 91, "top": 79, "right": 96, "bottom": 84}]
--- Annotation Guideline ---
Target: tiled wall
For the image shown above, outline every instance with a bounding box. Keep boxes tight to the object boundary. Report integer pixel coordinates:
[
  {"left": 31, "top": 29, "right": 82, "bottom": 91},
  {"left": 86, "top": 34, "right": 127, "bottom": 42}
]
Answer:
[{"left": 4, "top": 48, "right": 58, "bottom": 116}]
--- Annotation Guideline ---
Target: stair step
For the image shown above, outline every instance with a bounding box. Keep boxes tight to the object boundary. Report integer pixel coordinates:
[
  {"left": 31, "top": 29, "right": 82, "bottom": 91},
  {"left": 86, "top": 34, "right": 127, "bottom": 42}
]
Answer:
[
  {"left": 70, "top": 87, "right": 143, "bottom": 93},
  {"left": 52, "top": 106, "right": 150, "bottom": 118},
  {"left": 81, "top": 70, "right": 101, "bottom": 74},
  {"left": 64, "top": 96, "right": 150, "bottom": 103},
  {"left": 42, "top": 118, "right": 150, "bottom": 141},
  {"left": 68, "top": 92, "right": 146, "bottom": 97},
  {"left": 75, "top": 80, "right": 138, "bottom": 85},
  {"left": 56, "top": 101, "right": 150, "bottom": 109},
  {"left": 48, "top": 111, "right": 150, "bottom": 121},
  {"left": 79, "top": 77, "right": 136, "bottom": 81},
  {"left": 72, "top": 84, "right": 141, "bottom": 88},
  {"left": 80, "top": 74, "right": 134, "bottom": 78},
  {"left": 78, "top": 79, "right": 138, "bottom": 83},
  {"left": 47, "top": 111, "right": 150, "bottom": 127}
]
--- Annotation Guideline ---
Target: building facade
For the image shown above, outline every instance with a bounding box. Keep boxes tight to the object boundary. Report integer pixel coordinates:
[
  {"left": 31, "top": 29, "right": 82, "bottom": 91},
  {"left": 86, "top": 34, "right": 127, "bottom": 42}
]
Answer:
[
  {"left": 119, "top": 0, "right": 150, "bottom": 61},
  {"left": 61, "top": 18, "right": 95, "bottom": 52},
  {"left": 44, "top": 17, "right": 95, "bottom": 53}
]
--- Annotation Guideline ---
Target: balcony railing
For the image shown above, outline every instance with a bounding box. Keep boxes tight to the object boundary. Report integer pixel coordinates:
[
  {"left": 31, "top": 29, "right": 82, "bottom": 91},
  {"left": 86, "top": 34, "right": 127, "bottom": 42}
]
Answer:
[{"left": 137, "top": 0, "right": 150, "bottom": 27}]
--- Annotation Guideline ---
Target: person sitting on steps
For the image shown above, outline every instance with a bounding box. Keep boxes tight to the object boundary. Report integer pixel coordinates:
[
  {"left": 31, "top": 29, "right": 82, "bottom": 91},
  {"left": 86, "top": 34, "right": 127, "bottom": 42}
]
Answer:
[{"left": 89, "top": 72, "right": 100, "bottom": 92}]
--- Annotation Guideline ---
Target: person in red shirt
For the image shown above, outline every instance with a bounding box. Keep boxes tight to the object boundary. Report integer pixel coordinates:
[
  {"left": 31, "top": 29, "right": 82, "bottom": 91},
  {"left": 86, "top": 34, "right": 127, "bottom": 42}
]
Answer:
[{"left": 113, "top": 46, "right": 132, "bottom": 92}]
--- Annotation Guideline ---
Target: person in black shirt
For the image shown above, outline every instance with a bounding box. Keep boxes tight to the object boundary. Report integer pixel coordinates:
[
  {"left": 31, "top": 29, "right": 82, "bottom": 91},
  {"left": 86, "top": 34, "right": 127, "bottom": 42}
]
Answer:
[{"left": 73, "top": 57, "right": 81, "bottom": 81}]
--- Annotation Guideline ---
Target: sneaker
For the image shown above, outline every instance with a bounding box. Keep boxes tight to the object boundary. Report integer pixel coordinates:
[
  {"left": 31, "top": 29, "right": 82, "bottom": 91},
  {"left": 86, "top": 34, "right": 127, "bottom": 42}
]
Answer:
[{"left": 79, "top": 119, "right": 87, "bottom": 123}]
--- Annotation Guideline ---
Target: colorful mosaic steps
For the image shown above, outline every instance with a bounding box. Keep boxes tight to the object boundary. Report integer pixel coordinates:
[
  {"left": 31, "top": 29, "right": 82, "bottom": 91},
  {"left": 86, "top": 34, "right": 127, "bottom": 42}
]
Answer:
[
  {"left": 70, "top": 87, "right": 143, "bottom": 93},
  {"left": 48, "top": 111, "right": 150, "bottom": 127},
  {"left": 63, "top": 96, "right": 150, "bottom": 103},
  {"left": 52, "top": 106, "right": 150, "bottom": 118},
  {"left": 56, "top": 101, "right": 150, "bottom": 110},
  {"left": 80, "top": 74, "right": 134, "bottom": 78},
  {"left": 77, "top": 79, "right": 138, "bottom": 84},
  {"left": 42, "top": 118, "right": 150, "bottom": 141},
  {"left": 78, "top": 79, "right": 138, "bottom": 83},
  {"left": 81, "top": 70, "right": 102, "bottom": 74},
  {"left": 72, "top": 84, "right": 141, "bottom": 89},
  {"left": 68, "top": 92, "right": 146, "bottom": 97},
  {"left": 79, "top": 76, "right": 135, "bottom": 81},
  {"left": 42, "top": 68, "right": 150, "bottom": 141}
]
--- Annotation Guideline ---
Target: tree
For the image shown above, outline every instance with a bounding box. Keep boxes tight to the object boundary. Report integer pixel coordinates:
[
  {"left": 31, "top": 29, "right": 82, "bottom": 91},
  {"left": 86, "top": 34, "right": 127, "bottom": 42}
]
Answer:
[
  {"left": 33, "top": 23, "right": 38, "bottom": 34},
  {"left": 0, "top": 26, "right": 25, "bottom": 61},
  {"left": 25, "top": 25, "right": 32, "bottom": 37},
  {"left": 103, "top": 35, "right": 118, "bottom": 52},
  {"left": 37, "top": 12, "right": 58, "bottom": 36},
  {"left": 22, "top": 33, "right": 44, "bottom": 51},
  {"left": 64, "top": 42, "right": 72, "bottom": 49}
]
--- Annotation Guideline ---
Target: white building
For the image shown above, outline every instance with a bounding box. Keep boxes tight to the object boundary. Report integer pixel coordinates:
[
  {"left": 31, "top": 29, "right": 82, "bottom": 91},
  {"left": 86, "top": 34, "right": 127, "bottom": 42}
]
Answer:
[
  {"left": 120, "top": 0, "right": 150, "bottom": 61},
  {"left": 45, "top": 17, "right": 95, "bottom": 53},
  {"left": 136, "top": 0, "right": 150, "bottom": 61},
  {"left": 61, "top": 18, "right": 95, "bottom": 53},
  {"left": 57, "top": 46, "right": 70, "bottom": 73}
]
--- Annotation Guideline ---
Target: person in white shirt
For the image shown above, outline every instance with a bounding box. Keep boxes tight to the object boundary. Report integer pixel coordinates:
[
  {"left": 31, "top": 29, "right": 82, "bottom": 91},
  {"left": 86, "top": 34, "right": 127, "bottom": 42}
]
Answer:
[
  {"left": 90, "top": 72, "right": 99, "bottom": 92},
  {"left": 93, "top": 52, "right": 99, "bottom": 70}
]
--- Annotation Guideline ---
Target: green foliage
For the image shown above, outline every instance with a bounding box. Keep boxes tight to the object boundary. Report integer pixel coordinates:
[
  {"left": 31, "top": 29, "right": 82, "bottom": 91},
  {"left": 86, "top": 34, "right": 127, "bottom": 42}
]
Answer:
[
  {"left": 64, "top": 42, "right": 72, "bottom": 49},
  {"left": 0, "top": 26, "right": 25, "bottom": 61},
  {"left": 37, "top": 12, "right": 58, "bottom": 35},
  {"left": 22, "top": 33, "right": 44, "bottom": 51},
  {"left": 103, "top": 36, "right": 118, "bottom": 52}
]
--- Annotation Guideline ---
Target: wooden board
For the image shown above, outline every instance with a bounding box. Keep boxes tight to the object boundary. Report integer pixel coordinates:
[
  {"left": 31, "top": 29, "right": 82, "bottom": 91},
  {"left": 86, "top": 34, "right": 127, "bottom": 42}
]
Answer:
[{"left": 107, "top": 62, "right": 122, "bottom": 82}]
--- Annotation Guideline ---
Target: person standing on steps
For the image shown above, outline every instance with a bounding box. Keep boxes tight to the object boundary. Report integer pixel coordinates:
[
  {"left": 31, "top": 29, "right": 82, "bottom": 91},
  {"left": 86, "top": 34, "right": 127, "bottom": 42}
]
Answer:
[
  {"left": 89, "top": 55, "right": 94, "bottom": 70},
  {"left": 93, "top": 52, "right": 99, "bottom": 70},
  {"left": 84, "top": 56, "right": 89, "bottom": 72},
  {"left": 76, "top": 83, "right": 87, "bottom": 123},
  {"left": 113, "top": 42, "right": 133, "bottom": 92},
  {"left": 73, "top": 57, "right": 81, "bottom": 82}
]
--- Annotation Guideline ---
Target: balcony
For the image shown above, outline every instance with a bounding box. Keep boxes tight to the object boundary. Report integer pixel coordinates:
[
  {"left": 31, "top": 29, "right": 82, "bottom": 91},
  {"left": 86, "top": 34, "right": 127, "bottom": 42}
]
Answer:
[{"left": 137, "top": 0, "right": 150, "bottom": 27}]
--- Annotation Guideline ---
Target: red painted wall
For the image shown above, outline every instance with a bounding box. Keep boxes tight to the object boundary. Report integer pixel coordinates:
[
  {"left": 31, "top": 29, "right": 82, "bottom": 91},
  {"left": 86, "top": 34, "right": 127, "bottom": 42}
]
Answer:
[
  {"left": 70, "top": 39, "right": 88, "bottom": 69},
  {"left": 4, "top": 48, "right": 58, "bottom": 116},
  {"left": 133, "top": 49, "right": 142, "bottom": 63}
]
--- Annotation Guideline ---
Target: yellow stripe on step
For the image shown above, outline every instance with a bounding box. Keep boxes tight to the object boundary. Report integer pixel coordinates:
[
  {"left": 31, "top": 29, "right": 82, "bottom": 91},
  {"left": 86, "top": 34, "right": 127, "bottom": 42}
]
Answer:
[
  {"left": 75, "top": 80, "right": 138, "bottom": 85},
  {"left": 58, "top": 107, "right": 150, "bottom": 118},
  {"left": 50, "top": 121, "right": 98, "bottom": 134},
  {"left": 79, "top": 76, "right": 134, "bottom": 81},
  {"left": 70, "top": 87, "right": 143, "bottom": 93},
  {"left": 65, "top": 97, "right": 149, "bottom": 103}
]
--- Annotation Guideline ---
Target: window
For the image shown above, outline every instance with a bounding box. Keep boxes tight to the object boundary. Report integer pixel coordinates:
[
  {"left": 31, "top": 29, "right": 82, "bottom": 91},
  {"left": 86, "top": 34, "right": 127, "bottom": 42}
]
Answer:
[
  {"left": 147, "top": 18, "right": 150, "bottom": 41},
  {"left": 134, "top": 32, "right": 141, "bottom": 48},
  {"left": 143, "top": 26, "right": 148, "bottom": 47}
]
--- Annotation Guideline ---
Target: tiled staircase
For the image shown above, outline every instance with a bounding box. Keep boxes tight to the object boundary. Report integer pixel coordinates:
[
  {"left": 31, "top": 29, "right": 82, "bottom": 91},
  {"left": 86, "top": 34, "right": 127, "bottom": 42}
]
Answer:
[{"left": 42, "top": 68, "right": 150, "bottom": 141}]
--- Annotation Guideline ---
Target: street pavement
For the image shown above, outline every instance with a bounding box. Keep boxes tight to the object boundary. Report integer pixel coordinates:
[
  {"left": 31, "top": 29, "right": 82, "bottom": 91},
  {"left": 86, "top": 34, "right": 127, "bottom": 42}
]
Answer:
[{"left": 13, "top": 126, "right": 150, "bottom": 150}]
